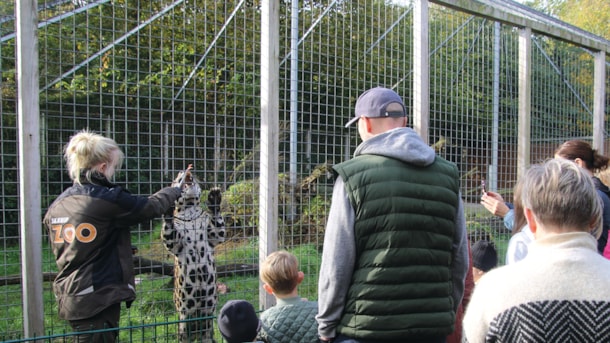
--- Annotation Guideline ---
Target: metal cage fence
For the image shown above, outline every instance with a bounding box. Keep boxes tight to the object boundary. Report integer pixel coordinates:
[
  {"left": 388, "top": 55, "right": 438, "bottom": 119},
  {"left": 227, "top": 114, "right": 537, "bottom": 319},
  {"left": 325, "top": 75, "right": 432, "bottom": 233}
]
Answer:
[{"left": 1, "top": 0, "right": 609, "bottom": 341}]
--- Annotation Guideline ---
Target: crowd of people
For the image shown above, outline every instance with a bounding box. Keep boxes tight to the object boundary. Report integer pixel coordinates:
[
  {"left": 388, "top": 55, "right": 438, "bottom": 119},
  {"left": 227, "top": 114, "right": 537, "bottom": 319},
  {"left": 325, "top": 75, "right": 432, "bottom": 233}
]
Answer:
[
  {"left": 218, "top": 88, "right": 610, "bottom": 343},
  {"left": 45, "top": 87, "right": 610, "bottom": 343},
  {"left": 212, "top": 88, "right": 610, "bottom": 343}
]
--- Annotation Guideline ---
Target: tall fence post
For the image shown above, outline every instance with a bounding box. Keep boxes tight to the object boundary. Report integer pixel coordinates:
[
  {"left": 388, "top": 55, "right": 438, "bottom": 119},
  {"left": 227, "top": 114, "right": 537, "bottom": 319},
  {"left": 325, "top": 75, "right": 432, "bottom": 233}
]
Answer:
[
  {"left": 259, "top": 0, "right": 280, "bottom": 310},
  {"left": 288, "top": 0, "right": 300, "bottom": 223},
  {"left": 593, "top": 51, "right": 606, "bottom": 153},
  {"left": 16, "top": 0, "right": 44, "bottom": 338},
  {"left": 490, "top": 21, "right": 501, "bottom": 192},
  {"left": 413, "top": 0, "right": 430, "bottom": 143},
  {"left": 518, "top": 27, "right": 532, "bottom": 179}
]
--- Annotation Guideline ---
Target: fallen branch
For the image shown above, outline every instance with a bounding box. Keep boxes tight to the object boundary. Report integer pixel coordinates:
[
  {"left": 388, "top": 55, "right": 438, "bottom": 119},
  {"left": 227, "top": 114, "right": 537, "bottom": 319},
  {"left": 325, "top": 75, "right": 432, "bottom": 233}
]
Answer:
[
  {"left": 217, "top": 263, "right": 258, "bottom": 277},
  {"left": 133, "top": 256, "right": 174, "bottom": 276}
]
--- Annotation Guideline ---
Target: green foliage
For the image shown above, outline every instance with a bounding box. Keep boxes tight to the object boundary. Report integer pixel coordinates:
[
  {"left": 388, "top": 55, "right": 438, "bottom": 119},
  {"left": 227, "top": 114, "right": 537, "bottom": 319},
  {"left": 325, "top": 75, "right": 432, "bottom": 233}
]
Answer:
[
  {"left": 525, "top": 0, "right": 610, "bottom": 40},
  {"left": 466, "top": 219, "right": 493, "bottom": 241},
  {"left": 222, "top": 177, "right": 260, "bottom": 231},
  {"left": 221, "top": 171, "right": 331, "bottom": 246},
  {"left": 298, "top": 195, "right": 330, "bottom": 228},
  {"left": 286, "top": 195, "right": 331, "bottom": 246}
]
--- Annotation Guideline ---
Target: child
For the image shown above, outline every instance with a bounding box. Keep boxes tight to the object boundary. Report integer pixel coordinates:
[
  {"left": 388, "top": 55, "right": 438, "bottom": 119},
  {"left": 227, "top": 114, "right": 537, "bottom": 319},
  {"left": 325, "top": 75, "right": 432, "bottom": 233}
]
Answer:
[
  {"left": 471, "top": 240, "right": 498, "bottom": 284},
  {"left": 217, "top": 300, "right": 262, "bottom": 343},
  {"left": 258, "top": 251, "right": 318, "bottom": 343}
]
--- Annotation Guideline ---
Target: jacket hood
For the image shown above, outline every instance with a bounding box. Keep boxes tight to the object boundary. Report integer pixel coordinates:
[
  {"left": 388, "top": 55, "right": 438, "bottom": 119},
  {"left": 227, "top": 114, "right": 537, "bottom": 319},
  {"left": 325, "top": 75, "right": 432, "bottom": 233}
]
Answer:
[
  {"left": 79, "top": 170, "right": 115, "bottom": 188},
  {"left": 353, "top": 127, "right": 435, "bottom": 167}
]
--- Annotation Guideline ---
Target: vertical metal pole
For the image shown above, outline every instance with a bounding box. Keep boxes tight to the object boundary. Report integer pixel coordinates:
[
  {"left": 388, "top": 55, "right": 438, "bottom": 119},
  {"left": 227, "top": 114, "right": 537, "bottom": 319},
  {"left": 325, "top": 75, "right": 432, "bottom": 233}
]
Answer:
[
  {"left": 289, "top": 0, "right": 300, "bottom": 222},
  {"left": 592, "top": 51, "right": 606, "bottom": 153},
  {"left": 164, "top": 121, "right": 169, "bottom": 177},
  {"left": 490, "top": 22, "right": 501, "bottom": 191},
  {"left": 306, "top": 130, "right": 312, "bottom": 173},
  {"left": 413, "top": 0, "right": 429, "bottom": 144},
  {"left": 16, "top": 0, "right": 44, "bottom": 338},
  {"left": 518, "top": 27, "right": 532, "bottom": 179},
  {"left": 259, "top": 0, "right": 279, "bottom": 310},
  {"left": 215, "top": 125, "right": 221, "bottom": 186}
]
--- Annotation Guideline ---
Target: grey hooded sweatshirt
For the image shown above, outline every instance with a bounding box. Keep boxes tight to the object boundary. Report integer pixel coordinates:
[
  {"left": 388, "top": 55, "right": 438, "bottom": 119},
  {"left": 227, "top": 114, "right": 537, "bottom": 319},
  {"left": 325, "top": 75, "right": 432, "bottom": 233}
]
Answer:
[{"left": 316, "top": 127, "right": 468, "bottom": 340}]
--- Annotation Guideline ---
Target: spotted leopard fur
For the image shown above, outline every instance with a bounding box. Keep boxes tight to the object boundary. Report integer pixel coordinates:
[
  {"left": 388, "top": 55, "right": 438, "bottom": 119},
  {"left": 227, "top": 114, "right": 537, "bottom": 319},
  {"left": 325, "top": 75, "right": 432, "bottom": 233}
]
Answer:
[{"left": 162, "top": 170, "right": 225, "bottom": 343}]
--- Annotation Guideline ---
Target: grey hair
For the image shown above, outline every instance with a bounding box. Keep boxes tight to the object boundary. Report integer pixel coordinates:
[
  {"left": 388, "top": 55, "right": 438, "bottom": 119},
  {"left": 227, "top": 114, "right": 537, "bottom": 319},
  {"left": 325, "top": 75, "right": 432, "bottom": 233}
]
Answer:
[
  {"left": 64, "top": 129, "right": 124, "bottom": 185},
  {"left": 520, "top": 158, "right": 602, "bottom": 237}
]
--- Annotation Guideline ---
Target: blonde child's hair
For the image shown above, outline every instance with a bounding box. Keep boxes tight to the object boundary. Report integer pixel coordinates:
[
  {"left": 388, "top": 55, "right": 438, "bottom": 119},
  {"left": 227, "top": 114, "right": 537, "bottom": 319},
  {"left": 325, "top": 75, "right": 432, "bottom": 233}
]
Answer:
[
  {"left": 260, "top": 251, "right": 300, "bottom": 295},
  {"left": 64, "top": 129, "right": 124, "bottom": 185}
]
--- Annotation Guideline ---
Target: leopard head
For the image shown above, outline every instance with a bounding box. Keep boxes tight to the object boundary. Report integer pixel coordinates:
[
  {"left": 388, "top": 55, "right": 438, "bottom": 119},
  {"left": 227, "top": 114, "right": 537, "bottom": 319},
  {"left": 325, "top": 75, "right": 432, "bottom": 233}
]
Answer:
[{"left": 172, "top": 170, "right": 202, "bottom": 207}]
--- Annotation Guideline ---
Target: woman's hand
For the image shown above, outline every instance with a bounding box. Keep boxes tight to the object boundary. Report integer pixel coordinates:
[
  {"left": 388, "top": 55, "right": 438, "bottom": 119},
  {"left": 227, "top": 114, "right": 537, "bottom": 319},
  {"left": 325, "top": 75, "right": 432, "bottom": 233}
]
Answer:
[{"left": 481, "top": 191, "right": 510, "bottom": 218}]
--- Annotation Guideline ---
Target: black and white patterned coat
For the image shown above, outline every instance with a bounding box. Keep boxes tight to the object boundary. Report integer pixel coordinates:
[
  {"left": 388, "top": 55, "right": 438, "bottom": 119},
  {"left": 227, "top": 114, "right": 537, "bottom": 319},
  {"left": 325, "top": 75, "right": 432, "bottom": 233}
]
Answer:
[{"left": 162, "top": 170, "right": 225, "bottom": 343}]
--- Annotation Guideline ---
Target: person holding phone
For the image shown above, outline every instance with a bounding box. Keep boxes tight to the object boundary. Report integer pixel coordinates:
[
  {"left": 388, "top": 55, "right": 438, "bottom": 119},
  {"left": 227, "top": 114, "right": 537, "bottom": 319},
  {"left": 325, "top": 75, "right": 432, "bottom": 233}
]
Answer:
[{"left": 480, "top": 186, "right": 515, "bottom": 232}]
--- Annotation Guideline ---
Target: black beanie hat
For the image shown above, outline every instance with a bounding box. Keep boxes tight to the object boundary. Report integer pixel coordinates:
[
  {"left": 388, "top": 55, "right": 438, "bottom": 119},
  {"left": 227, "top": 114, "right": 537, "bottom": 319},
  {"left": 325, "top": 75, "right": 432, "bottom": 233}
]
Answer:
[
  {"left": 217, "top": 300, "right": 261, "bottom": 343},
  {"left": 472, "top": 240, "right": 498, "bottom": 272}
]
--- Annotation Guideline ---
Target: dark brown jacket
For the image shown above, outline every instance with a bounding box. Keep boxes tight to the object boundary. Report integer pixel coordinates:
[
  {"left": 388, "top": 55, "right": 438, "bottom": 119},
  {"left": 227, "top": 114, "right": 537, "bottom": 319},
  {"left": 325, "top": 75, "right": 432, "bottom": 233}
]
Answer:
[{"left": 43, "top": 172, "right": 180, "bottom": 320}]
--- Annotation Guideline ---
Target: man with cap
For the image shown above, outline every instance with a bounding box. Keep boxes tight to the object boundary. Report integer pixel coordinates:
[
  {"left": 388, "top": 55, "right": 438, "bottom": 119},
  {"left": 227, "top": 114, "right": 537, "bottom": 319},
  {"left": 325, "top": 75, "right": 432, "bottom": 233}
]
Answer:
[
  {"left": 217, "top": 300, "right": 263, "bottom": 343},
  {"left": 470, "top": 240, "right": 498, "bottom": 284},
  {"left": 316, "top": 87, "right": 468, "bottom": 343}
]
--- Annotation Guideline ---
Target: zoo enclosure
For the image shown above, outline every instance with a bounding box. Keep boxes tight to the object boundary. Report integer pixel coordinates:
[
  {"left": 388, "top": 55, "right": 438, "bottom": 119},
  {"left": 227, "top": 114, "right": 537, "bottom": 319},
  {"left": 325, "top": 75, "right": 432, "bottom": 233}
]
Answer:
[{"left": 1, "top": 0, "right": 610, "bottom": 341}]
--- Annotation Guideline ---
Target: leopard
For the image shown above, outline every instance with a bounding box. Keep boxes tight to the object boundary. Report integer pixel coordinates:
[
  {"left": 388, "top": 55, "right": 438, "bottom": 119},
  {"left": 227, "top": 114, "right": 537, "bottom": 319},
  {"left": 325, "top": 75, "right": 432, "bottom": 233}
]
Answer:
[{"left": 162, "top": 167, "right": 226, "bottom": 343}]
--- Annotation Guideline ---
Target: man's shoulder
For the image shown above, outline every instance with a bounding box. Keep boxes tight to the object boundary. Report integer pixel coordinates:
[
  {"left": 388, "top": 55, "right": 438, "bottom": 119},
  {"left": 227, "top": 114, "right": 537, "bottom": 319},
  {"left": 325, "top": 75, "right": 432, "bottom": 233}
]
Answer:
[{"left": 431, "top": 155, "right": 459, "bottom": 173}]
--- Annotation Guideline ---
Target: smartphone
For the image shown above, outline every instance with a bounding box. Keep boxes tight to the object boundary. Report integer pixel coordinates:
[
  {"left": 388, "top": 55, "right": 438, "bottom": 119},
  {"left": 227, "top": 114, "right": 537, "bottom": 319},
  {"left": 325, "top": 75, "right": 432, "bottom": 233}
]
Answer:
[{"left": 481, "top": 180, "right": 487, "bottom": 194}]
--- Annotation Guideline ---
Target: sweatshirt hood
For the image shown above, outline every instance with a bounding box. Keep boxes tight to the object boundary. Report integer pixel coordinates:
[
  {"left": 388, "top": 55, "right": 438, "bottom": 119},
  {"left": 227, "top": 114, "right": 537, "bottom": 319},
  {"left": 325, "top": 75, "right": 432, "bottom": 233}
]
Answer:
[{"left": 353, "top": 127, "right": 436, "bottom": 167}]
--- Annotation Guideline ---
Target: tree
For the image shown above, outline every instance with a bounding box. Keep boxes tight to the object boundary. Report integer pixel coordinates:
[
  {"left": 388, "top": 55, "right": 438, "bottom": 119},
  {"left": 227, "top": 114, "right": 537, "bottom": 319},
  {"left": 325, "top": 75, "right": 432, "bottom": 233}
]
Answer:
[
  {"left": 561, "top": 0, "right": 609, "bottom": 40},
  {"left": 525, "top": 0, "right": 609, "bottom": 40}
]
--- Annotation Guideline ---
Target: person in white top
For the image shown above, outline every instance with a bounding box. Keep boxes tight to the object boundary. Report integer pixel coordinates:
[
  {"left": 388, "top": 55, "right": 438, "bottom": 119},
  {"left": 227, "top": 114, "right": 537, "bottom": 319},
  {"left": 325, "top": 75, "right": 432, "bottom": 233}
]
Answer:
[{"left": 504, "top": 179, "right": 533, "bottom": 264}]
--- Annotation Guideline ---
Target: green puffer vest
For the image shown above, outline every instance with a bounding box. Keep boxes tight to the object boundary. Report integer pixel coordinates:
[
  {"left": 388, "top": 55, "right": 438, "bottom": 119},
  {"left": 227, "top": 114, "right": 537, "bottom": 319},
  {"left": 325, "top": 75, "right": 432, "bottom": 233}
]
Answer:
[{"left": 333, "top": 154, "right": 460, "bottom": 341}]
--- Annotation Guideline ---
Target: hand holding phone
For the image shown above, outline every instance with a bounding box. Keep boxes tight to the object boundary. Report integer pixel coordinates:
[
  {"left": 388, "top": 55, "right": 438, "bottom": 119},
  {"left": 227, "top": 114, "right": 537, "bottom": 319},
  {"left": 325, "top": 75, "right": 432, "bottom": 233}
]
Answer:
[{"left": 481, "top": 180, "right": 487, "bottom": 194}]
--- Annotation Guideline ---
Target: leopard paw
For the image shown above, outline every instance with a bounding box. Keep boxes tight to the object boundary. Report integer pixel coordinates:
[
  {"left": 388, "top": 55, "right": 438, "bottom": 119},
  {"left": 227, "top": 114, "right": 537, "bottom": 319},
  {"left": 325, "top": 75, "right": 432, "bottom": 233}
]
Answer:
[{"left": 207, "top": 187, "right": 222, "bottom": 207}]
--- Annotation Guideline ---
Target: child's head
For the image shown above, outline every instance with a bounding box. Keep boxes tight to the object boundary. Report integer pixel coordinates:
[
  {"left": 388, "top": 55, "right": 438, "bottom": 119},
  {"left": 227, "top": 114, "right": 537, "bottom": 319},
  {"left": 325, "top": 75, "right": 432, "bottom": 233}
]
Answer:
[
  {"left": 260, "top": 250, "right": 303, "bottom": 296},
  {"left": 217, "top": 300, "right": 261, "bottom": 343},
  {"left": 471, "top": 240, "right": 498, "bottom": 283}
]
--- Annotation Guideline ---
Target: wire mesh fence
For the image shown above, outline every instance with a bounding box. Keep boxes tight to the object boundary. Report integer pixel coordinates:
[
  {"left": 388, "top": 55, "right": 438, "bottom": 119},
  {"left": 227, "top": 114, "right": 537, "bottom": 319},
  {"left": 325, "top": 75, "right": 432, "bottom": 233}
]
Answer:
[{"left": 0, "top": 0, "right": 609, "bottom": 341}]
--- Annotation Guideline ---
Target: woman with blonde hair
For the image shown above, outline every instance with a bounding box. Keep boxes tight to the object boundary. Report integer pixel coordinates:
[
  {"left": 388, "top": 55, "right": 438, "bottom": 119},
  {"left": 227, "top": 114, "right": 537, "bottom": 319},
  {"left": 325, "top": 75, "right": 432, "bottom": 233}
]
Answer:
[{"left": 43, "top": 129, "right": 182, "bottom": 342}]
